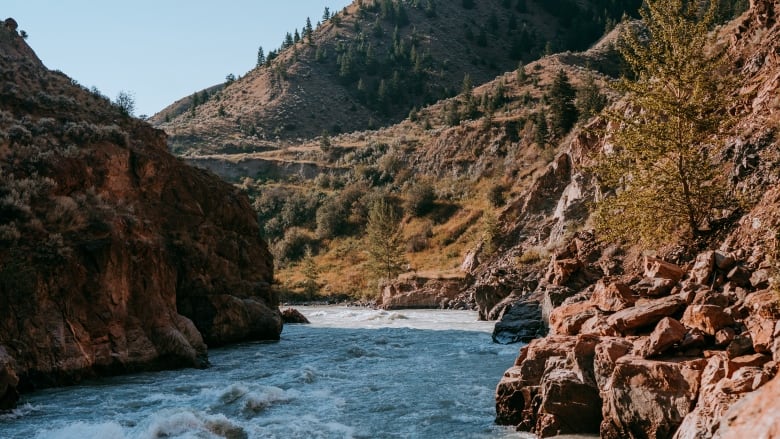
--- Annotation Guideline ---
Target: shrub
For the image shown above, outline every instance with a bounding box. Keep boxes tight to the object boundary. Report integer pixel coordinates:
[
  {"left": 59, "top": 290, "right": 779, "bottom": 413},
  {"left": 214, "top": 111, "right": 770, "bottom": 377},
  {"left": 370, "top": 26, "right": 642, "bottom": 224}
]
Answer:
[
  {"left": 273, "top": 227, "right": 318, "bottom": 264},
  {"left": 404, "top": 181, "right": 436, "bottom": 217}
]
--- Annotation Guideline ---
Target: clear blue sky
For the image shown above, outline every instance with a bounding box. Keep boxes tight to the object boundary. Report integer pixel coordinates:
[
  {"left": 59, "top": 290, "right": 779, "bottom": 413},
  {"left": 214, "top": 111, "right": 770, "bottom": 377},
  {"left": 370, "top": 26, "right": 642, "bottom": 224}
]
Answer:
[{"left": 4, "top": 1, "right": 352, "bottom": 117}]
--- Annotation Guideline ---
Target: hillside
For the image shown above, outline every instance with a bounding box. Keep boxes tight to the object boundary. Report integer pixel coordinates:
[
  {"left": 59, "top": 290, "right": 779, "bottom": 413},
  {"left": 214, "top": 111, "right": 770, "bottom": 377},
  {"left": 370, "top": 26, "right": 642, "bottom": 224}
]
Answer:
[
  {"left": 0, "top": 19, "right": 281, "bottom": 410},
  {"left": 151, "top": 0, "right": 640, "bottom": 153}
]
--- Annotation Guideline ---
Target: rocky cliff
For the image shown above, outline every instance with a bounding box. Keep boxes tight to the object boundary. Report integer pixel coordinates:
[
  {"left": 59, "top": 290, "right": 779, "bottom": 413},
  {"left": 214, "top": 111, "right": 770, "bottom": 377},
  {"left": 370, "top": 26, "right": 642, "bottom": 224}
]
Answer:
[
  {"left": 0, "top": 19, "right": 281, "bottom": 410},
  {"left": 489, "top": 0, "right": 780, "bottom": 436}
]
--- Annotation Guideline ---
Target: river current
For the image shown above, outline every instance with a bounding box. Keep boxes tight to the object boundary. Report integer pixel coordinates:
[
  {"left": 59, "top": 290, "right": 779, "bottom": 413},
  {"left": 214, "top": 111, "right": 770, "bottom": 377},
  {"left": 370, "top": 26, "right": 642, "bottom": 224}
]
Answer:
[{"left": 0, "top": 306, "right": 532, "bottom": 439}]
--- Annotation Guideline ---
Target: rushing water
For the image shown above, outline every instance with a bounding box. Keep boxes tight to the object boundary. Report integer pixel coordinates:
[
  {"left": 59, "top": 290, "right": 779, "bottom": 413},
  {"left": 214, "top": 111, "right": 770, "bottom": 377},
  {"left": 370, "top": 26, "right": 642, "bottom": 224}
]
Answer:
[{"left": 0, "top": 307, "right": 532, "bottom": 439}]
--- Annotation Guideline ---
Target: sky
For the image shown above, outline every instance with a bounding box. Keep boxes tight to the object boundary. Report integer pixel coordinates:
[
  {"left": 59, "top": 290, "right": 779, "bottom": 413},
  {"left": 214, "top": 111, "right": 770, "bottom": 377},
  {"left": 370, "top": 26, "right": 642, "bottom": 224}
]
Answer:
[{"left": 4, "top": 1, "right": 352, "bottom": 117}]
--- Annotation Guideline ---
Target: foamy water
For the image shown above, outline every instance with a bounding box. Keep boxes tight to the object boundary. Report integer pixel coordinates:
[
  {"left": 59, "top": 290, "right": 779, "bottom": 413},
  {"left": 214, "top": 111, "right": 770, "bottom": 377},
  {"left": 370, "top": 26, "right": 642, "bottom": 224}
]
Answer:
[{"left": 0, "top": 306, "right": 531, "bottom": 438}]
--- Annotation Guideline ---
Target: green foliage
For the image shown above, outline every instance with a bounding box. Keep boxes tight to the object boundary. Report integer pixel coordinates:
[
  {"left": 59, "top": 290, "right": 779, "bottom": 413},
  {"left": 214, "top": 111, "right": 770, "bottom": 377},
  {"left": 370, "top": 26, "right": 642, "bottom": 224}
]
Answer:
[
  {"left": 404, "top": 180, "right": 436, "bottom": 217},
  {"left": 365, "top": 198, "right": 406, "bottom": 282},
  {"left": 300, "top": 246, "right": 320, "bottom": 295},
  {"left": 548, "top": 69, "right": 578, "bottom": 138},
  {"left": 273, "top": 227, "right": 318, "bottom": 265},
  {"left": 481, "top": 209, "right": 500, "bottom": 255},
  {"left": 114, "top": 91, "right": 135, "bottom": 117},
  {"left": 257, "top": 46, "right": 266, "bottom": 67},
  {"left": 593, "top": 0, "right": 734, "bottom": 246},
  {"left": 576, "top": 72, "right": 607, "bottom": 121}
]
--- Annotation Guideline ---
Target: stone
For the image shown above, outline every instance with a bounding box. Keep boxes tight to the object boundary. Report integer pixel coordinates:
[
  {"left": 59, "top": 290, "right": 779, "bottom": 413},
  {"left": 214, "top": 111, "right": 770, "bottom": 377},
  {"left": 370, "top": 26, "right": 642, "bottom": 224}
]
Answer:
[
  {"left": 750, "top": 268, "right": 770, "bottom": 289},
  {"left": 550, "top": 258, "right": 583, "bottom": 287},
  {"left": 681, "top": 305, "right": 735, "bottom": 336},
  {"left": 690, "top": 251, "right": 716, "bottom": 285},
  {"left": 535, "top": 368, "right": 602, "bottom": 437},
  {"left": 719, "top": 373, "right": 780, "bottom": 438},
  {"left": 744, "top": 291, "right": 780, "bottom": 353},
  {"left": 726, "top": 335, "right": 755, "bottom": 358},
  {"left": 593, "top": 337, "right": 633, "bottom": 392},
  {"left": 691, "top": 289, "right": 730, "bottom": 307},
  {"left": 607, "top": 295, "right": 687, "bottom": 333},
  {"left": 726, "top": 266, "right": 752, "bottom": 287},
  {"left": 495, "top": 367, "right": 528, "bottom": 426},
  {"left": 720, "top": 366, "right": 770, "bottom": 394},
  {"left": 638, "top": 317, "right": 687, "bottom": 358},
  {"left": 600, "top": 356, "right": 707, "bottom": 439},
  {"left": 726, "top": 353, "right": 771, "bottom": 377},
  {"left": 281, "top": 308, "right": 310, "bottom": 324},
  {"left": 633, "top": 277, "right": 676, "bottom": 297},
  {"left": 591, "top": 280, "right": 636, "bottom": 312},
  {"left": 681, "top": 329, "right": 707, "bottom": 349},
  {"left": 548, "top": 301, "right": 598, "bottom": 336},
  {"left": 492, "top": 299, "right": 545, "bottom": 344},
  {"left": 715, "top": 327, "right": 737, "bottom": 347},
  {"left": 378, "top": 276, "right": 466, "bottom": 310},
  {"left": 644, "top": 257, "right": 684, "bottom": 283},
  {"left": 714, "top": 251, "right": 737, "bottom": 271},
  {"left": 580, "top": 313, "right": 619, "bottom": 336}
]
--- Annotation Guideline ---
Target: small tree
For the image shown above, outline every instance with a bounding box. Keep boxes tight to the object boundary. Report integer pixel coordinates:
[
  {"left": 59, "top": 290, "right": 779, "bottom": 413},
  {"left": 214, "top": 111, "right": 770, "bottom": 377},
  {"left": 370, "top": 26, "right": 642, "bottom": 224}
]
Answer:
[
  {"left": 576, "top": 72, "right": 607, "bottom": 121},
  {"left": 593, "top": 0, "right": 733, "bottom": 245},
  {"left": 365, "top": 199, "right": 406, "bottom": 283},
  {"left": 301, "top": 246, "right": 320, "bottom": 296},
  {"left": 114, "top": 91, "right": 135, "bottom": 117},
  {"left": 548, "top": 69, "right": 578, "bottom": 138},
  {"left": 256, "top": 46, "right": 266, "bottom": 67}
]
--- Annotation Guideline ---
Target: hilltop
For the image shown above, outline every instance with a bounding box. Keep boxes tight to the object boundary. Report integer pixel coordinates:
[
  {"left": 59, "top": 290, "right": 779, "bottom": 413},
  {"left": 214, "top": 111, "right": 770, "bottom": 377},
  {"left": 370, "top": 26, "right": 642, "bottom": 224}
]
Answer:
[{"left": 151, "top": 0, "right": 640, "bottom": 153}]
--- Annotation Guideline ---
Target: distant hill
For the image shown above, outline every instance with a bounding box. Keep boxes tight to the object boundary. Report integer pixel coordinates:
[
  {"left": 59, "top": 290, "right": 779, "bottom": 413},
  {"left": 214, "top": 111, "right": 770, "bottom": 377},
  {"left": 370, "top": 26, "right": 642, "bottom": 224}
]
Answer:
[{"left": 151, "top": 0, "right": 641, "bottom": 153}]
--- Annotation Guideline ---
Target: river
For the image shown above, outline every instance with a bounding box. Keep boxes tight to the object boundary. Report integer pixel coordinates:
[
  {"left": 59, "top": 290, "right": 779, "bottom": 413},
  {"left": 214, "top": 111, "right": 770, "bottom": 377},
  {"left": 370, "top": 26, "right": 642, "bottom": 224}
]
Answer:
[{"left": 0, "top": 306, "right": 532, "bottom": 438}]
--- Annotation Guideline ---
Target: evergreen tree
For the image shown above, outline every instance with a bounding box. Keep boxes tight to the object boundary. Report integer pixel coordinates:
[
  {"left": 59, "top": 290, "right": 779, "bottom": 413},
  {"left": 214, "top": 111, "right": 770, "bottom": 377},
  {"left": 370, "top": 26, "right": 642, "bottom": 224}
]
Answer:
[
  {"left": 283, "top": 32, "right": 294, "bottom": 48},
  {"left": 365, "top": 199, "right": 406, "bottom": 282},
  {"left": 323, "top": 7, "right": 331, "bottom": 21},
  {"left": 575, "top": 72, "right": 607, "bottom": 121},
  {"left": 301, "top": 246, "right": 319, "bottom": 295},
  {"left": 533, "top": 112, "right": 548, "bottom": 147},
  {"left": 516, "top": 61, "right": 527, "bottom": 84},
  {"left": 593, "top": 0, "right": 733, "bottom": 245},
  {"left": 548, "top": 69, "right": 578, "bottom": 138},
  {"left": 256, "top": 46, "right": 266, "bottom": 67},
  {"left": 305, "top": 17, "right": 314, "bottom": 42},
  {"left": 294, "top": 29, "right": 301, "bottom": 44}
]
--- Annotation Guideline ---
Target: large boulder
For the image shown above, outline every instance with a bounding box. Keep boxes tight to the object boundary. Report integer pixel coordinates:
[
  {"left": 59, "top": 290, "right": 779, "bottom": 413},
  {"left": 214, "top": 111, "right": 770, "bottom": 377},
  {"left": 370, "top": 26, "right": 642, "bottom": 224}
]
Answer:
[
  {"left": 607, "top": 295, "right": 687, "bottom": 334},
  {"left": 492, "top": 298, "right": 545, "bottom": 344},
  {"left": 377, "top": 276, "right": 466, "bottom": 310},
  {"left": 591, "top": 280, "right": 637, "bottom": 312},
  {"left": 600, "top": 356, "right": 707, "bottom": 439},
  {"left": 718, "top": 371, "right": 780, "bottom": 438}
]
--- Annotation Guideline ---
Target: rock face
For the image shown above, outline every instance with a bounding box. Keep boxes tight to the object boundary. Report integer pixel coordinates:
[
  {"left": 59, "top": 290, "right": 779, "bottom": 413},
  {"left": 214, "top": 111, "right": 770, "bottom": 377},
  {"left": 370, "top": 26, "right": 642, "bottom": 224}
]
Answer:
[{"left": 0, "top": 22, "right": 281, "bottom": 407}]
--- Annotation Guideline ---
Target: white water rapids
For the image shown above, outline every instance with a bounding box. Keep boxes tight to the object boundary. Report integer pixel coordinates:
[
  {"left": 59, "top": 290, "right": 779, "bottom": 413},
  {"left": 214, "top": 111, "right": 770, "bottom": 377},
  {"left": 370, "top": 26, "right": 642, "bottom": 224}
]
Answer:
[{"left": 0, "top": 306, "right": 535, "bottom": 438}]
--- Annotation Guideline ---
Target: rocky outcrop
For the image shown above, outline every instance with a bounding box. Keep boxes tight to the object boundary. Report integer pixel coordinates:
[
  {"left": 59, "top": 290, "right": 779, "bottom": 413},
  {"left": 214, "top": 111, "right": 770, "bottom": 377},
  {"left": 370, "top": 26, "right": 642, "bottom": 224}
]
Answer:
[
  {"left": 0, "top": 21, "right": 281, "bottom": 408},
  {"left": 496, "top": 247, "right": 780, "bottom": 438},
  {"left": 377, "top": 275, "right": 470, "bottom": 310}
]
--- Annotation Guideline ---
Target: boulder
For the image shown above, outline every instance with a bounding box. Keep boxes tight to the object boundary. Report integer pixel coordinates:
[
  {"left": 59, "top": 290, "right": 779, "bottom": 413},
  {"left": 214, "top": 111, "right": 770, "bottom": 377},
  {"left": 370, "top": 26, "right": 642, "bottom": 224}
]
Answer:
[
  {"left": 495, "top": 367, "right": 528, "bottom": 425},
  {"left": 281, "top": 308, "right": 310, "bottom": 324},
  {"left": 593, "top": 337, "right": 633, "bottom": 391},
  {"left": 591, "top": 280, "right": 636, "bottom": 312},
  {"left": 600, "top": 356, "right": 707, "bottom": 439},
  {"left": 535, "top": 368, "right": 602, "bottom": 437},
  {"left": 719, "top": 373, "right": 780, "bottom": 438},
  {"left": 492, "top": 298, "right": 545, "bottom": 344},
  {"left": 549, "top": 301, "right": 599, "bottom": 335},
  {"left": 633, "top": 277, "right": 677, "bottom": 297},
  {"left": 750, "top": 269, "right": 770, "bottom": 289},
  {"left": 714, "top": 251, "right": 737, "bottom": 271},
  {"left": 550, "top": 258, "right": 583, "bottom": 287},
  {"left": 726, "top": 266, "right": 752, "bottom": 287},
  {"left": 638, "top": 317, "right": 687, "bottom": 358},
  {"left": 680, "top": 305, "right": 734, "bottom": 336},
  {"left": 607, "top": 295, "right": 687, "bottom": 334},
  {"left": 378, "top": 276, "right": 466, "bottom": 310},
  {"left": 726, "top": 353, "right": 771, "bottom": 377},
  {"left": 690, "top": 251, "right": 716, "bottom": 285},
  {"left": 644, "top": 257, "right": 684, "bottom": 284},
  {"left": 743, "top": 291, "right": 780, "bottom": 353}
]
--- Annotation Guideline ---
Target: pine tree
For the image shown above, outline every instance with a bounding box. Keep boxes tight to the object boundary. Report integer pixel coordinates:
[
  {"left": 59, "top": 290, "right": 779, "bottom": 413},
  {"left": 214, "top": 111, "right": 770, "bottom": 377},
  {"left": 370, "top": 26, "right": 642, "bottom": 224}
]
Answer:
[
  {"left": 548, "top": 69, "right": 578, "bottom": 138},
  {"left": 365, "top": 199, "right": 406, "bottom": 282},
  {"left": 323, "top": 7, "right": 331, "bottom": 21},
  {"left": 256, "top": 46, "right": 266, "bottom": 67},
  {"left": 593, "top": 0, "right": 733, "bottom": 245},
  {"left": 575, "top": 72, "right": 607, "bottom": 121},
  {"left": 533, "top": 112, "right": 548, "bottom": 147},
  {"left": 305, "top": 17, "right": 314, "bottom": 43}
]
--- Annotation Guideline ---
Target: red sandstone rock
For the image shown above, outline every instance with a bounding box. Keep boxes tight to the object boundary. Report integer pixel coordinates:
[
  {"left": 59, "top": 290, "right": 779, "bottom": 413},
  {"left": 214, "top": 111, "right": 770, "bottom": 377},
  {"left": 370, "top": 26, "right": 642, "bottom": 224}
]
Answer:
[
  {"left": 681, "top": 305, "right": 735, "bottom": 336},
  {"left": 377, "top": 276, "right": 465, "bottom": 310},
  {"left": 550, "top": 258, "right": 583, "bottom": 286},
  {"left": 591, "top": 280, "right": 636, "bottom": 312},
  {"left": 633, "top": 277, "right": 677, "bottom": 297},
  {"left": 719, "top": 372, "right": 780, "bottom": 438},
  {"left": 638, "top": 317, "right": 687, "bottom": 358},
  {"left": 536, "top": 368, "right": 602, "bottom": 437},
  {"left": 607, "top": 295, "right": 687, "bottom": 333},
  {"left": 744, "top": 291, "right": 780, "bottom": 354},
  {"left": 548, "top": 301, "right": 598, "bottom": 335},
  {"left": 593, "top": 337, "right": 633, "bottom": 392},
  {"left": 690, "top": 251, "right": 716, "bottom": 285},
  {"left": 644, "top": 257, "right": 684, "bottom": 284},
  {"left": 600, "top": 356, "right": 707, "bottom": 439}
]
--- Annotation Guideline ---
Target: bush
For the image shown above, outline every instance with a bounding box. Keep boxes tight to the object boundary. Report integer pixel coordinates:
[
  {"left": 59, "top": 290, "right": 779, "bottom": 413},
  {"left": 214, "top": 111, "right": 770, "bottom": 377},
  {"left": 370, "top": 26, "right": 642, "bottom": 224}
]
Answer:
[
  {"left": 404, "top": 181, "right": 436, "bottom": 217},
  {"left": 273, "top": 227, "right": 318, "bottom": 264}
]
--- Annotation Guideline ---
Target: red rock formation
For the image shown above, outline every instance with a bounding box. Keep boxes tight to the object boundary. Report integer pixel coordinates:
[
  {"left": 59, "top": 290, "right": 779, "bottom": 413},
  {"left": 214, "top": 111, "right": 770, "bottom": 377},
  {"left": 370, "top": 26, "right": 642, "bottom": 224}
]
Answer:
[
  {"left": 377, "top": 275, "right": 469, "bottom": 310},
  {"left": 0, "top": 21, "right": 281, "bottom": 407}
]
